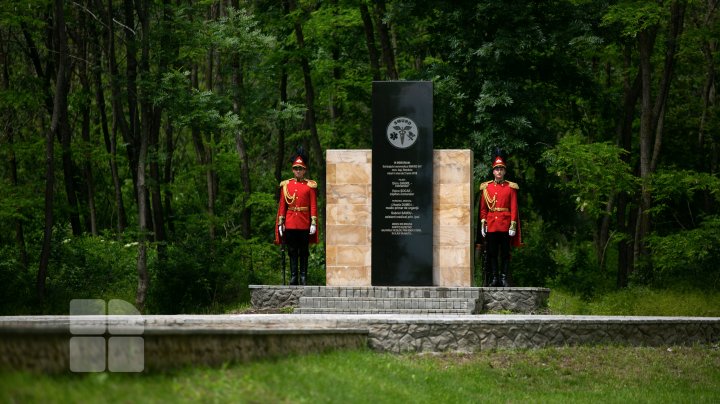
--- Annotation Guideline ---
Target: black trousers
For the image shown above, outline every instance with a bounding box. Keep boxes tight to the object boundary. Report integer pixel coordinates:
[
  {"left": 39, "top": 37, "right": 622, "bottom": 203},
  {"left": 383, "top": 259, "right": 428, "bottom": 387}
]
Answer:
[
  {"left": 284, "top": 229, "right": 309, "bottom": 259},
  {"left": 285, "top": 229, "right": 309, "bottom": 285},
  {"left": 486, "top": 231, "right": 510, "bottom": 279}
]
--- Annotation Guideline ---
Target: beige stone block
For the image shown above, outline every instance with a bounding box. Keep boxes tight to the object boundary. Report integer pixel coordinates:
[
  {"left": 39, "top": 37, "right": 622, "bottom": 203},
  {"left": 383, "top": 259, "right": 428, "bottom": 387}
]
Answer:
[
  {"left": 434, "top": 183, "right": 471, "bottom": 205},
  {"left": 326, "top": 204, "right": 371, "bottom": 226},
  {"left": 326, "top": 224, "right": 370, "bottom": 246},
  {"left": 434, "top": 150, "right": 472, "bottom": 183},
  {"left": 326, "top": 245, "right": 338, "bottom": 266},
  {"left": 327, "top": 149, "right": 371, "bottom": 164},
  {"left": 434, "top": 225, "right": 471, "bottom": 246},
  {"left": 326, "top": 266, "right": 372, "bottom": 286},
  {"left": 434, "top": 246, "right": 472, "bottom": 268},
  {"left": 434, "top": 266, "right": 472, "bottom": 287},
  {"left": 331, "top": 245, "right": 371, "bottom": 267},
  {"left": 434, "top": 205, "right": 471, "bottom": 226},
  {"left": 334, "top": 162, "right": 371, "bottom": 185},
  {"left": 326, "top": 163, "right": 337, "bottom": 185},
  {"left": 326, "top": 184, "right": 370, "bottom": 205}
]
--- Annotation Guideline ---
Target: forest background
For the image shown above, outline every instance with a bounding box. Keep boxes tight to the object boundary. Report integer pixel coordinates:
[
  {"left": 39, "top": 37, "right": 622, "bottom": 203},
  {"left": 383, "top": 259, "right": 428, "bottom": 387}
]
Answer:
[{"left": 0, "top": 0, "right": 718, "bottom": 314}]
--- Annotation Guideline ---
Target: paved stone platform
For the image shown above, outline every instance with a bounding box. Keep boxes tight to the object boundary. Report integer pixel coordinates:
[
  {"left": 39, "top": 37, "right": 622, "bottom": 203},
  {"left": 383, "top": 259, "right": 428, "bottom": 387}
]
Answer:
[
  {"left": 2, "top": 314, "right": 719, "bottom": 372},
  {"left": 250, "top": 285, "right": 550, "bottom": 314}
]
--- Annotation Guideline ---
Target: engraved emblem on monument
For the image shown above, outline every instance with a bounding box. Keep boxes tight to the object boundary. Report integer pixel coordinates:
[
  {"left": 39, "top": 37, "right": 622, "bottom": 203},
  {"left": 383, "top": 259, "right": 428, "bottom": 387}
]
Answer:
[{"left": 386, "top": 117, "right": 418, "bottom": 149}]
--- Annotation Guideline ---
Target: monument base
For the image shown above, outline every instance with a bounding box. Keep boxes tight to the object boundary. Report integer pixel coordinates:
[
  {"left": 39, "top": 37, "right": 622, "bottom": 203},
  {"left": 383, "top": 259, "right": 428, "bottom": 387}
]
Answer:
[
  {"left": 249, "top": 285, "right": 550, "bottom": 315},
  {"left": 326, "top": 149, "right": 474, "bottom": 287}
]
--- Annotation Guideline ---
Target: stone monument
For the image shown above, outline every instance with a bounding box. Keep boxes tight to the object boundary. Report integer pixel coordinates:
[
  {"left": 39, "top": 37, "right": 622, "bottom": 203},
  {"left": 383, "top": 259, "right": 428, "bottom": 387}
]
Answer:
[
  {"left": 371, "top": 81, "right": 434, "bottom": 285},
  {"left": 325, "top": 83, "right": 474, "bottom": 287}
]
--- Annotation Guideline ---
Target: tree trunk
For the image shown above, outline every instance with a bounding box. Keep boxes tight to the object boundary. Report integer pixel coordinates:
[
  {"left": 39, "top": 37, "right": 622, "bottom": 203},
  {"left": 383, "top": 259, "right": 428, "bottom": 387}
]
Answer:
[
  {"left": 1, "top": 35, "right": 29, "bottom": 270},
  {"left": 78, "top": 19, "right": 98, "bottom": 236},
  {"left": 98, "top": 0, "right": 130, "bottom": 235},
  {"left": 38, "top": 0, "right": 70, "bottom": 300},
  {"left": 697, "top": 1, "right": 719, "bottom": 211},
  {"left": 615, "top": 59, "right": 641, "bottom": 288},
  {"left": 276, "top": 0, "right": 291, "bottom": 191},
  {"left": 164, "top": 120, "right": 175, "bottom": 236},
  {"left": 141, "top": 0, "right": 166, "bottom": 245},
  {"left": 289, "top": 0, "right": 325, "bottom": 170},
  {"left": 635, "top": 27, "right": 656, "bottom": 273},
  {"left": 230, "top": 49, "right": 252, "bottom": 239},
  {"left": 92, "top": 30, "right": 127, "bottom": 233},
  {"left": 8, "top": 127, "right": 29, "bottom": 270},
  {"left": 360, "top": 2, "right": 381, "bottom": 81},
  {"left": 135, "top": 120, "right": 149, "bottom": 312},
  {"left": 289, "top": 0, "right": 326, "bottom": 241},
  {"left": 634, "top": 2, "right": 685, "bottom": 274},
  {"left": 190, "top": 65, "right": 217, "bottom": 240},
  {"left": 275, "top": 63, "right": 288, "bottom": 193},
  {"left": 123, "top": 0, "right": 141, "bottom": 202},
  {"left": 373, "top": 0, "right": 398, "bottom": 80}
]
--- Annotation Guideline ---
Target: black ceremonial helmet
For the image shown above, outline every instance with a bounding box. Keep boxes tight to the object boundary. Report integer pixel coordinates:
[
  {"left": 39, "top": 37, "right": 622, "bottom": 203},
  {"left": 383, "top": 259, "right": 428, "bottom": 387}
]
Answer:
[{"left": 290, "top": 146, "right": 309, "bottom": 170}]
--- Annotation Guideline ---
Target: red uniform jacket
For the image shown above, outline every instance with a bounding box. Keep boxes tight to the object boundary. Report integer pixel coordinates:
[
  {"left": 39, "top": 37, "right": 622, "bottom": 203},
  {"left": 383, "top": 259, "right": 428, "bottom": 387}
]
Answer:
[
  {"left": 275, "top": 178, "right": 319, "bottom": 244},
  {"left": 479, "top": 180, "right": 522, "bottom": 246}
]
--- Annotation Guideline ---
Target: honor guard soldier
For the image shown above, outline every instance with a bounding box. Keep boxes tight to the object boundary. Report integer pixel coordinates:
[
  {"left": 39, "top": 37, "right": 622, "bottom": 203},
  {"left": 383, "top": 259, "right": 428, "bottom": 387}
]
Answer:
[
  {"left": 275, "top": 149, "right": 318, "bottom": 285},
  {"left": 478, "top": 151, "right": 522, "bottom": 287}
]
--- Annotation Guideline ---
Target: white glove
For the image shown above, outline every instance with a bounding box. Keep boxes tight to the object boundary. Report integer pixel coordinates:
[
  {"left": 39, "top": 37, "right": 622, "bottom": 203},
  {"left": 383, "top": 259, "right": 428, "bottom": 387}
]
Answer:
[
  {"left": 509, "top": 229, "right": 516, "bottom": 237},
  {"left": 278, "top": 225, "right": 284, "bottom": 237},
  {"left": 509, "top": 221, "right": 517, "bottom": 237},
  {"left": 309, "top": 224, "right": 316, "bottom": 235},
  {"left": 480, "top": 220, "right": 487, "bottom": 238}
]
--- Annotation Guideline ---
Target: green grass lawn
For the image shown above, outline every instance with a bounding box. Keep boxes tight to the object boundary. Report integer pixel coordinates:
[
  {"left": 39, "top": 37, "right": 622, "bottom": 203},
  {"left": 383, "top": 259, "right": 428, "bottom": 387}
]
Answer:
[
  {"left": 548, "top": 287, "right": 720, "bottom": 317},
  {"left": 2, "top": 345, "right": 719, "bottom": 403}
]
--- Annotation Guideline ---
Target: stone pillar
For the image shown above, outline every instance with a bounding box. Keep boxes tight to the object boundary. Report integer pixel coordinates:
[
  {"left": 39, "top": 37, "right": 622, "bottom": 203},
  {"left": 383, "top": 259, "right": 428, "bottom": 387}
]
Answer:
[
  {"left": 325, "top": 149, "right": 473, "bottom": 286},
  {"left": 326, "top": 150, "right": 373, "bottom": 286},
  {"left": 433, "top": 149, "right": 473, "bottom": 286}
]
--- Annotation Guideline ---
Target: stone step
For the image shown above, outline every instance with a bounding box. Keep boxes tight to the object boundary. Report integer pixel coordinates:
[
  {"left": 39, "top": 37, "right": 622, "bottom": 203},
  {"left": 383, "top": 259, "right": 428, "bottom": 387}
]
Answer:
[
  {"left": 298, "top": 297, "right": 475, "bottom": 311},
  {"left": 301, "top": 286, "right": 481, "bottom": 299},
  {"left": 293, "top": 308, "right": 471, "bottom": 315}
]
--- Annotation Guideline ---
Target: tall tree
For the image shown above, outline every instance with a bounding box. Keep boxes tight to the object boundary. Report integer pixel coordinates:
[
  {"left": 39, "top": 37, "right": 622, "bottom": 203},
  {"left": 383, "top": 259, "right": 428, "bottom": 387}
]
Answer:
[
  {"left": 634, "top": 1, "right": 686, "bottom": 272},
  {"left": 38, "top": 0, "right": 71, "bottom": 300}
]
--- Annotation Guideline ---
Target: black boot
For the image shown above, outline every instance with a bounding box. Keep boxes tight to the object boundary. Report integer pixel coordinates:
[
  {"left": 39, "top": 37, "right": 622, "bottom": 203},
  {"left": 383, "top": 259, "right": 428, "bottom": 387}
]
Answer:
[
  {"left": 289, "top": 249, "right": 299, "bottom": 286},
  {"left": 299, "top": 255, "right": 308, "bottom": 286},
  {"left": 489, "top": 259, "right": 499, "bottom": 287},
  {"left": 500, "top": 261, "right": 510, "bottom": 287}
]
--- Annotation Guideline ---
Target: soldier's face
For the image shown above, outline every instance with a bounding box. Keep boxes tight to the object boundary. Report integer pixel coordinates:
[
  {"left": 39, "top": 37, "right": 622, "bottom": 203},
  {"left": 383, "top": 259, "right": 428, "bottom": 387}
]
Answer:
[
  {"left": 493, "top": 166, "right": 505, "bottom": 181},
  {"left": 293, "top": 166, "right": 306, "bottom": 180}
]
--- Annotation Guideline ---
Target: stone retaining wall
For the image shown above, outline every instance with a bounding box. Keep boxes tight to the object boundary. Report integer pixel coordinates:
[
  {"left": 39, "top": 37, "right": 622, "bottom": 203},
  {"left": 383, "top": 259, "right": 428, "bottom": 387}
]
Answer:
[
  {"left": 250, "top": 286, "right": 305, "bottom": 309},
  {"left": 2, "top": 314, "right": 718, "bottom": 372},
  {"left": 0, "top": 316, "right": 367, "bottom": 372},
  {"left": 355, "top": 316, "right": 720, "bottom": 353}
]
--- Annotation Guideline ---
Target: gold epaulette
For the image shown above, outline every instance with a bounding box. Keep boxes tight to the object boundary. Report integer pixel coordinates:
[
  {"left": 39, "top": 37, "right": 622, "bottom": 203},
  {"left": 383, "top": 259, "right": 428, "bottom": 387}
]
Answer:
[
  {"left": 479, "top": 180, "right": 492, "bottom": 191},
  {"left": 279, "top": 179, "right": 290, "bottom": 187},
  {"left": 306, "top": 179, "right": 317, "bottom": 189},
  {"left": 507, "top": 181, "right": 519, "bottom": 190}
]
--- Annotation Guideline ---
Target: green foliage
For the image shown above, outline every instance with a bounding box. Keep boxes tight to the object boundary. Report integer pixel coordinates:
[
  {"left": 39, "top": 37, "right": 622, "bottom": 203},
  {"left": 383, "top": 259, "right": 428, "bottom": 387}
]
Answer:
[
  {"left": 0, "top": 245, "right": 34, "bottom": 315},
  {"left": 509, "top": 215, "right": 555, "bottom": 287},
  {"left": 601, "top": 1, "right": 665, "bottom": 37},
  {"left": 542, "top": 134, "right": 636, "bottom": 219},
  {"left": 2, "top": 0, "right": 719, "bottom": 314},
  {"left": 648, "top": 169, "right": 720, "bottom": 217},
  {"left": 546, "top": 240, "right": 606, "bottom": 299},
  {"left": 151, "top": 238, "right": 276, "bottom": 314},
  {"left": 646, "top": 215, "right": 720, "bottom": 288},
  {"left": 0, "top": 232, "right": 145, "bottom": 315}
]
